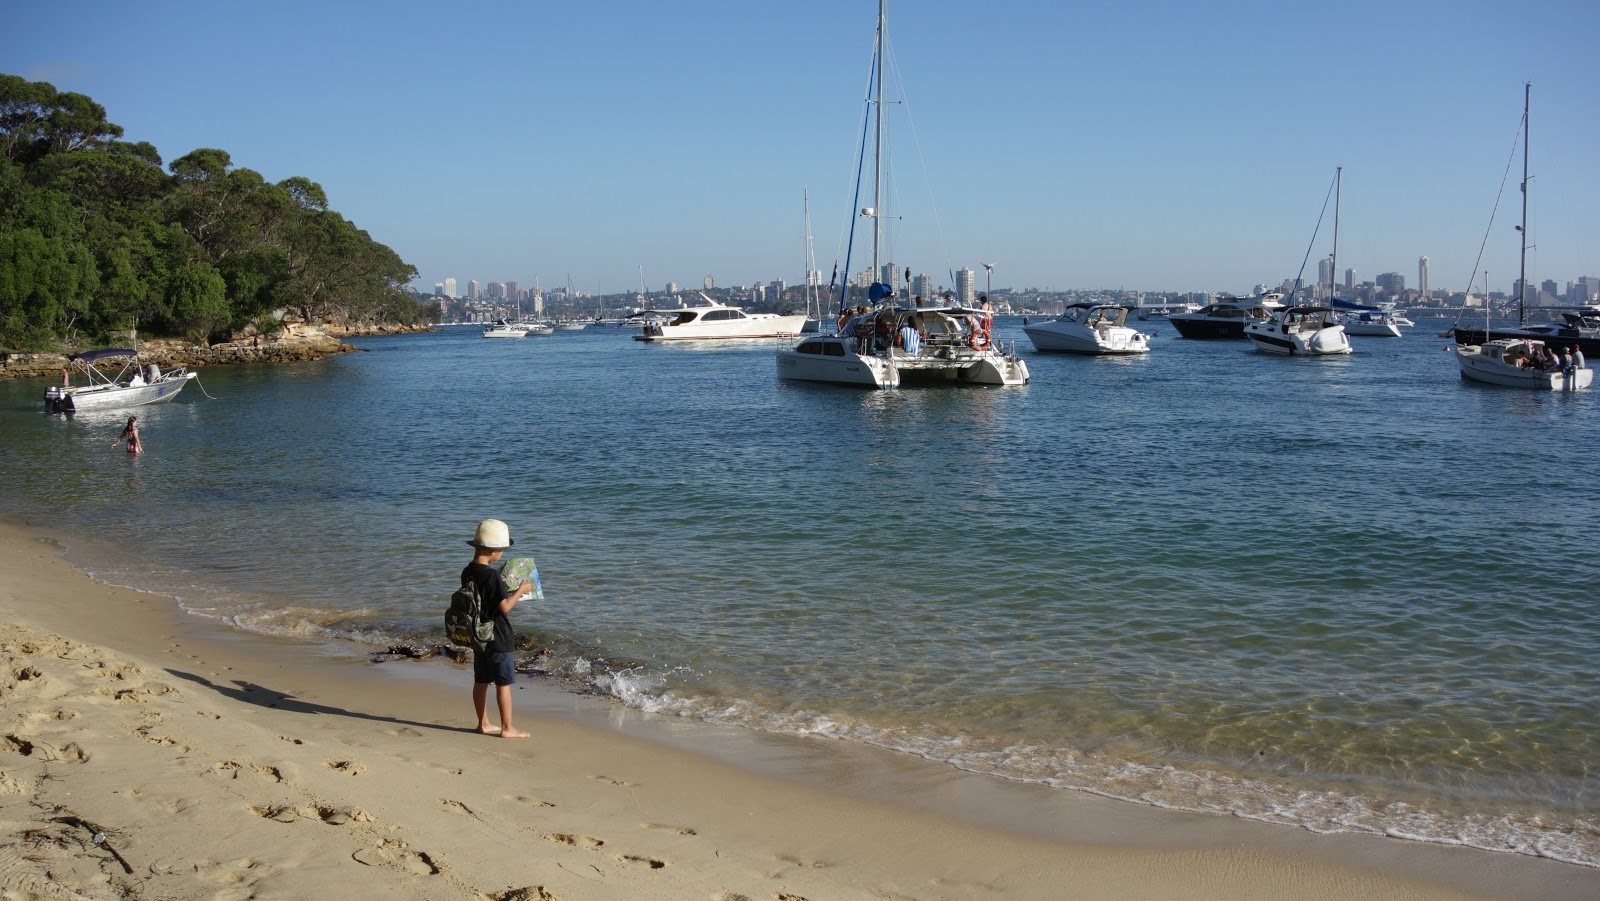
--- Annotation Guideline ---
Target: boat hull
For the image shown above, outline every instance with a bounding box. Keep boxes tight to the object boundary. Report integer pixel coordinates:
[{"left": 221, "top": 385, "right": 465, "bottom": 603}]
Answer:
[
  {"left": 1169, "top": 316, "right": 1249, "bottom": 339},
  {"left": 635, "top": 314, "right": 809, "bottom": 341},
  {"left": 1022, "top": 323, "right": 1148, "bottom": 354},
  {"left": 1342, "top": 321, "right": 1403, "bottom": 337},
  {"left": 44, "top": 374, "right": 197, "bottom": 413},
  {"left": 1456, "top": 345, "right": 1592, "bottom": 391},
  {"left": 1452, "top": 328, "right": 1600, "bottom": 356}
]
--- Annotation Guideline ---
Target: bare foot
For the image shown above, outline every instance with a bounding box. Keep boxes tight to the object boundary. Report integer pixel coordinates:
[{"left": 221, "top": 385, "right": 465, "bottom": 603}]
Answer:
[
  {"left": 499, "top": 727, "right": 530, "bottom": 739},
  {"left": 476, "top": 725, "right": 502, "bottom": 735}
]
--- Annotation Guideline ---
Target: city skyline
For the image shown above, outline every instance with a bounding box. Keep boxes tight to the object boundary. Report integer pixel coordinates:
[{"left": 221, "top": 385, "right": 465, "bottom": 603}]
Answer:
[{"left": 10, "top": 1, "right": 1598, "bottom": 297}]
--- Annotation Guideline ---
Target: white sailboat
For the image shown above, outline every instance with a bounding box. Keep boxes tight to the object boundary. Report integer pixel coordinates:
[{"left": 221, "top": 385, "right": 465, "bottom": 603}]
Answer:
[
  {"left": 1454, "top": 84, "right": 1590, "bottom": 391},
  {"left": 776, "top": 0, "right": 1028, "bottom": 389}
]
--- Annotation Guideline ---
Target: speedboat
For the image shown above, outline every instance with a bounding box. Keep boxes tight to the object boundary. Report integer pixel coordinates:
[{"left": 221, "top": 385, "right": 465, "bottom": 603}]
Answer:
[
  {"left": 482, "top": 320, "right": 528, "bottom": 338},
  {"left": 1457, "top": 338, "right": 1590, "bottom": 390},
  {"left": 1169, "top": 293, "right": 1285, "bottom": 339},
  {"left": 524, "top": 321, "right": 556, "bottom": 336},
  {"left": 1244, "top": 306, "right": 1353, "bottom": 355},
  {"left": 634, "top": 293, "right": 806, "bottom": 341},
  {"left": 776, "top": 305, "right": 1029, "bottom": 389},
  {"left": 43, "top": 349, "right": 198, "bottom": 413},
  {"left": 1339, "top": 309, "right": 1404, "bottom": 337},
  {"left": 1023, "top": 303, "right": 1150, "bottom": 354}
]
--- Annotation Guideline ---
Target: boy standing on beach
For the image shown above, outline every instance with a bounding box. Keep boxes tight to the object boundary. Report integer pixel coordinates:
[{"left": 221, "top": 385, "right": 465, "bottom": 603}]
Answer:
[{"left": 462, "top": 519, "right": 534, "bottom": 738}]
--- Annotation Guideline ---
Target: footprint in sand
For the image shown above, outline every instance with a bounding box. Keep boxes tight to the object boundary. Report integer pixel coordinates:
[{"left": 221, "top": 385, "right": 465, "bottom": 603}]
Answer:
[
  {"left": 483, "top": 887, "right": 558, "bottom": 901},
  {"left": 775, "top": 854, "right": 827, "bottom": 869},
  {"left": 504, "top": 795, "right": 554, "bottom": 808},
  {"left": 278, "top": 735, "right": 304, "bottom": 745},
  {"left": 588, "top": 774, "right": 637, "bottom": 787},
  {"left": 388, "top": 726, "right": 423, "bottom": 738},
  {"left": 439, "top": 799, "right": 481, "bottom": 819},
  {"left": 352, "top": 839, "right": 439, "bottom": 876},
  {"left": 642, "top": 823, "right": 697, "bottom": 836},
  {"left": 710, "top": 893, "right": 753, "bottom": 901},
  {"left": 617, "top": 854, "right": 667, "bottom": 869},
  {"left": 1, "top": 734, "right": 90, "bottom": 763},
  {"left": 326, "top": 759, "right": 366, "bottom": 775},
  {"left": 543, "top": 833, "right": 604, "bottom": 850}
]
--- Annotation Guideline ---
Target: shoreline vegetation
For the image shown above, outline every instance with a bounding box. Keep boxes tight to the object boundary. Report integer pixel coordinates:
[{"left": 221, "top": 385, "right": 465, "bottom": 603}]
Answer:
[
  {"left": 1, "top": 72, "right": 433, "bottom": 357},
  {"left": 2, "top": 520, "right": 1597, "bottom": 900},
  {"left": 0, "top": 321, "right": 431, "bottom": 380}
]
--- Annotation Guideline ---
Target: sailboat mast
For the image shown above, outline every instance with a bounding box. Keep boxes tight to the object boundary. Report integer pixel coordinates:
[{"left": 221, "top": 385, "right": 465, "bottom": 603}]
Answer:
[
  {"left": 1517, "top": 82, "right": 1530, "bottom": 326},
  {"left": 1330, "top": 167, "right": 1341, "bottom": 303},
  {"left": 803, "top": 190, "right": 817, "bottom": 320},
  {"left": 870, "top": 0, "right": 886, "bottom": 281}
]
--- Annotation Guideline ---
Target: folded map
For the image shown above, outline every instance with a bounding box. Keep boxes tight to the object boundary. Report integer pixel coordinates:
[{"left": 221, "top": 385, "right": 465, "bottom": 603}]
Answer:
[{"left": 497, "top": 556, "right": 543, "bottom": 602}]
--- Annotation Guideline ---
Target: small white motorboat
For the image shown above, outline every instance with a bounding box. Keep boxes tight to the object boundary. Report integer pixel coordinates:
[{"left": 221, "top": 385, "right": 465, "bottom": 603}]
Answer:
[
  {"left": 1340, "top": 309, "right": 1404, "bottom": 337},
  {"left": 43, "top": 349, "right": 198, "bottom": 413},
  {"left": 1456, "top": 338, "right": 1591, "bottom": 391},
  {"left": 1023, "top": 303, "right": 1150, "bottom": 354},
  {"left": 1244, "top": 306, "right": 1352, "bottom": 355},
  {"left": 482, "top": 319, "right": 528, "bottom": 338}
]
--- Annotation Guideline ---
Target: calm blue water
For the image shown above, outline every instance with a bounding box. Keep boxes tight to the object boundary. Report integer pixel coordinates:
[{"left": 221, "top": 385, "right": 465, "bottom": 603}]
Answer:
[{"left": 2, "top": 318, "right": 1596, "bottom": 865}]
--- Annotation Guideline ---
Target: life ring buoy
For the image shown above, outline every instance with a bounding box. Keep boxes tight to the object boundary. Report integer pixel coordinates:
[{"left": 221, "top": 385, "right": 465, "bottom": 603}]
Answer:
[{"left": 969, "top": 330, "right": 991, "bottom": 350}]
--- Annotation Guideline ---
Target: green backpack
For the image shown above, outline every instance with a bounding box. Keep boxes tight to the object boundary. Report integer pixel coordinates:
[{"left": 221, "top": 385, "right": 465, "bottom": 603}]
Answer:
[{"left": 445, "top": 580, "right": 495, "bottom": 650}]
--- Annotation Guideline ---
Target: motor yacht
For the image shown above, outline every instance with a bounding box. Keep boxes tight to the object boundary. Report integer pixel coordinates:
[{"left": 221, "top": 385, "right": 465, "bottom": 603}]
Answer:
[
  {"left": 482, "top": 319, "right": 528, "bottom": 338},
  {"left": 1244, "top": 306, "right": 1353, "bottom": 355},
  {"left": 1023, "top": 303, "right": 1150, "bottom": 354},
  {"left": 634, "top": 293, "right": 806, "bottom": 341},
  {"left": 1169, "top": 293, "right": 1285, "bottom": 339}
]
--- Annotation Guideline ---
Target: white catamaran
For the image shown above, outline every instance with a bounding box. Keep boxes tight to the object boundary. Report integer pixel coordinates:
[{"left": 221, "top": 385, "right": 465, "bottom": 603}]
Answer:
[{"left": 775, "top": 0, "right": 1028, "bottom": 389}]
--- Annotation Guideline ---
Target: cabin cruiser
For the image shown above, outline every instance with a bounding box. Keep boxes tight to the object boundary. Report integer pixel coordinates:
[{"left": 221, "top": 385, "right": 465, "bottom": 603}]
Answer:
[
  {"left": 1022, "top": 303, "right": 1150, "bottom": 354},
  {"left": 776, "top": 305, "right": 1029, "bottom": 389},
  {"left": 1339, "top": 309, "right": 1404, "bottom": 337},
  {"left": 1456, "top": 338, "right": 1590, "bottom": 391},
  {"left": 1168, "top": 293, "right": 1285, "bottom": 339},
  {"left": 482, "top": 319, "right": 528, "bottom": 338},
  {"left": 1244, "top": 306, "right": 1353, "bottom": 355},
  {"left": 633, "top": 293, "right": 806, "bottom": 341},
  {"left": 43, "top": 349, "right": 198, "bottom": 413}
]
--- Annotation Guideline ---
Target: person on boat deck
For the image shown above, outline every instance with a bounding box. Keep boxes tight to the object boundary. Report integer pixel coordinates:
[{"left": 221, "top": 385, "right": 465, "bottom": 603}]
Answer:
[
  {"left": 873, "top": 316, "right": 895, "bottom": 353},
  {"left": 836, "top": 307, "right": 852, "bottom": 334},
  {"left": 897, "top": 318, "right": 923, "bottom": 356},
  {"left": 1573, "top": 345, "right": 1587, "bottom": 370},
  {"left": 978, "top": 297, "right": 995, "bottom": 334},
  {"left": 112, "top": 416, "right": 141, "bottom": 455},
  {"left": 127, "top": 368, "right": 145, "bottom": 388}
]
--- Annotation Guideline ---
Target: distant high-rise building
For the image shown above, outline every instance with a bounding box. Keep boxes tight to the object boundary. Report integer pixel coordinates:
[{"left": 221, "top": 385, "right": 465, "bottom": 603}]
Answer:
[
  {"left": 1578, "top": 276, "right": 1600, "bottom": 302},
  {"left": 1418, "top": 256, "right": 1430, "bottom": 299},
  {"left": 1541, "top": 279, "right": 1558, "bottom": 303},
  {"left": 806, "top": 268, "right": 822, "bottom": 287},
  {"left": 773, "top": 279, "right": 786, "bottom": 298},
  {"left": 505, "top": 281, "right": 519, "bottom": 302},
  {"left": 468, "top": 279, "right": 479, "bottom": 299},
  {"left": 1375, "top": 272, "right": 1406, "bottom": 293},
  {"left": 433, "top": 282, "right": 444, "bottom": 296},
  {"left": 704, "top": 275, "right": 715, "bottom": 290},
  {"left": 911, "top": 273, "right": 933, "bottom": 300},
  {"left": 1344, "top": 268, "right": 1354, "bottom": 290},
  {"left": 443, "top": 277, "right": 458, "bottom": 298},
  {"left": 487, "top": 282, "right": 504, "bottom": 300},
  {"left": 1318, "top": 256, "right": 1335, "bottom": 297},
  {"left": 666, "top": 281, "right": 678, "bottom": 294},
  {"left": 956, "top": 267, "right": 976, "bottom": 304}
]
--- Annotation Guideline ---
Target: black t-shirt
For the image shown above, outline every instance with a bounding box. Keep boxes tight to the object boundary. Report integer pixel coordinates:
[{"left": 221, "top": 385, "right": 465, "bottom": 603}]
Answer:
[{"left": 461, "top": 561, "right": 515, "bottom": 653}]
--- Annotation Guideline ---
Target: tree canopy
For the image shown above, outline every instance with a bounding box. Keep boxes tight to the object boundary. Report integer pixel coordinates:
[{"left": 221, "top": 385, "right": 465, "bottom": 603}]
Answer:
[{"left": 0, "top": 73, "right": 426, "bottom": 350}]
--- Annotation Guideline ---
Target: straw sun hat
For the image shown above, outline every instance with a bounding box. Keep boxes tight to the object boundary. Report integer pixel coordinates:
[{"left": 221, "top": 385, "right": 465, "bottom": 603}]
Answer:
[{"left": 468, "top": 518, "right": 515, "bottom": 550}]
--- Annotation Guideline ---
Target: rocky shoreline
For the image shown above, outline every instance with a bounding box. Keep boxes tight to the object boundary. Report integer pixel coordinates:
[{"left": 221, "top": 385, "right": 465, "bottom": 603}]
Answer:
[{"left": 0, "top": 322, "right": 431, "bottom": 381}]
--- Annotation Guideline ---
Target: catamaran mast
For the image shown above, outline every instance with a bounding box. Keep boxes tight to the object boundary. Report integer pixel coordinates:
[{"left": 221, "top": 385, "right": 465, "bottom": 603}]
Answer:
[
  {"left": 1517, "top": 82, "right": 1530, "bottom": 326},
  {"left": 1330, "top": 166, "right": 1341, "bottom": 303},
  {"left": 870, "top": 0, "right": 885, "bottom": 283}
]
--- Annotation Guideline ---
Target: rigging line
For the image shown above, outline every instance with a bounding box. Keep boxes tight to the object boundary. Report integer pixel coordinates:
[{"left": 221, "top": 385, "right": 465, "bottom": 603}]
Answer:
[
  {"left": 1290, "top": 170, "right": 1339, "bottom": 296},
  {"left": 837, "top": 44, "right": 882, "bottom": 315},
  {"left": 830, "top": 32, "right": 884, "bottom": 283},
  {"left": 882, "top": 31, "right": 955, "bottom": 292},
  {"left": 1450, "top": 109, "right": 1525, "bottom": 329}
]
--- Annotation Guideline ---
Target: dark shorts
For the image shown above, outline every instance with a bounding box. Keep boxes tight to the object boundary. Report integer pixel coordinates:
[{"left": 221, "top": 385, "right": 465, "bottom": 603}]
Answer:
[{"left": 472, "top": 650, "right": 516, "bottom": 686}]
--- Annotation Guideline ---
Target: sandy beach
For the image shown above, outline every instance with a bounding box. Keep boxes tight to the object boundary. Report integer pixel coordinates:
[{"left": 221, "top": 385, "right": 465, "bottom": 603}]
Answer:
[{"left": 1, "top": 518, "right": 1594, "bottom": 900}]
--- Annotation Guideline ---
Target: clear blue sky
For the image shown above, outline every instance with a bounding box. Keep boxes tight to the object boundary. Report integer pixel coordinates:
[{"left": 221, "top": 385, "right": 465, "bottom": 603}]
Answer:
[{"left": 9, "top": 0, "right": 1598, "bottom": 296}]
